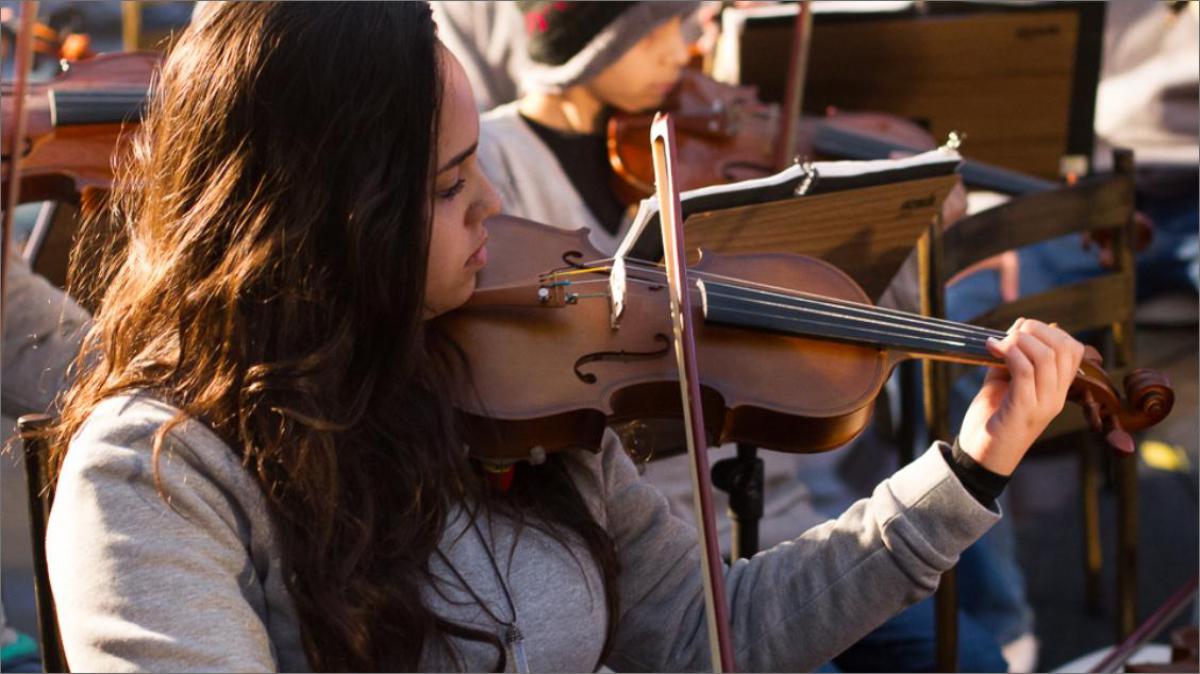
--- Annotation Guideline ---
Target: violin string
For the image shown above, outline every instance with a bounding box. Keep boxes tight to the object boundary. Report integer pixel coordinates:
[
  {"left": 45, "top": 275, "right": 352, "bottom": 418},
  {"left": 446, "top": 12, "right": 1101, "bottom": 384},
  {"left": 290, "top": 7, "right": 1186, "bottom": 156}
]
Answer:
[
  {"left": 558, "top": 272, "right": 998, "bottom": 345},
  {"left": 636, "top": 261, "right": 1011, "bottom": 340},
  {"left": 700, "top": 283, "right": 996, "bottom": 346},
  {"left": 557, "top": 275, "right": 996, "bottom": 355},
  {"left": 579, "top": 277, "right": 994, "bottom": 358},
  {"left": 550, "top": 266, "right": 1006, "bottom": 343},
  {"left": 705, "top": 300, "right": 996, "bottom": 356},
  {"left": 555, "top": 257, "right": 1009, "bottom": 340},
  {"left": 699, "top": 288, "right": 995, "bottom": 355},
  {"left": 684, "top": 283, "right": 995, "bottom": 354}
]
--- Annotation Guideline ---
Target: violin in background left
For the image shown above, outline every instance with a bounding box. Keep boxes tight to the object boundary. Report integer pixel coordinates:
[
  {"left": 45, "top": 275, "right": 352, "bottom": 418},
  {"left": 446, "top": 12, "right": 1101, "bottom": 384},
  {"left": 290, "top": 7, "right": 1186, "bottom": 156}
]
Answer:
[{"left": 1, "top": 50, "right": 155, "bottom": 208}]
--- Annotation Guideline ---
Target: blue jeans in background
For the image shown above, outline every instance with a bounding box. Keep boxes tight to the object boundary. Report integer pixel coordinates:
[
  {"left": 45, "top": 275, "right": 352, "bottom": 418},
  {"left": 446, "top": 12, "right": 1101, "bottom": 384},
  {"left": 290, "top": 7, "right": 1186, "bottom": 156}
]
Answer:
[
  {"left": 832, "top": 552, "right": 1011, "bottom": 672},
  {"left": 939, "top": 182, "right": 1200, "bottom": 649}
]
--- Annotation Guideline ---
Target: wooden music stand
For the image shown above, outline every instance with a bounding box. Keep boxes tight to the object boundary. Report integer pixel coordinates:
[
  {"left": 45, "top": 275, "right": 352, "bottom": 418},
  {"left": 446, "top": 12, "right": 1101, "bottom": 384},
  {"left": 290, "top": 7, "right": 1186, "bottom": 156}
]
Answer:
[
  {"left": 718, "top": 1, "right": 1105, "bottom": 180},
  {"left": 677, "top": 171, "right": 956, "bottom": 562},
  {"left": 685, "top": 173, "right": 959, "bottom": 301}
]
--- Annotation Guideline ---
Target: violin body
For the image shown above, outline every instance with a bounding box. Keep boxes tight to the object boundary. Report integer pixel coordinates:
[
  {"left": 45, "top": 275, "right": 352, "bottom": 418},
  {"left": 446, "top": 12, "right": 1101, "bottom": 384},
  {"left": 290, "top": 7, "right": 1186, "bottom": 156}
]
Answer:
[
  {"left": 1, "top": 51, "right": 155, "bottom": 206},
  {"left": 442, "top": 215, "right": 887, "bottom": 460},
  {"left": 439, "top": 216, "right": 1174, "bottom": 462}
]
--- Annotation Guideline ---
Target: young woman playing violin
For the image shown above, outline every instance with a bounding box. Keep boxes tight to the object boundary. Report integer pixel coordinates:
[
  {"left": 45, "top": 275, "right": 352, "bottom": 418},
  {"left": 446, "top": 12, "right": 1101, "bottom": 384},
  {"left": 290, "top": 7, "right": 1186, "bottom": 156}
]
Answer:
[
  {"left": 474, "top": 2, "right": 1017, "bottom": 671},
  {"left": 46, "top": 3, "right": 1084, "bottom": 672}
]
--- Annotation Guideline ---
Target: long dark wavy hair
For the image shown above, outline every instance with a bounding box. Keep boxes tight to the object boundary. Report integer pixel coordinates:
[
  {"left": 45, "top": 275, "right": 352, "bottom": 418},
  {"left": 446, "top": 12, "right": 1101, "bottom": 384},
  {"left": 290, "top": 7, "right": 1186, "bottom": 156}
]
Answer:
[{"left": 49, "top": 3, "right": 618, "bottom": 670}]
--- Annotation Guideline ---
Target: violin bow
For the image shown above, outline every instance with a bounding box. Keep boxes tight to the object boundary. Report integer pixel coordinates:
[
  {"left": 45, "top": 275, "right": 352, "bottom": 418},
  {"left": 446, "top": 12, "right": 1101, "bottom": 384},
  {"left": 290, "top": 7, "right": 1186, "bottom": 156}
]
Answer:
[
  {"left": 1, "top": 0, "right": 39, "bottom": 322},
  {"left": 774, "top": 0, "right": 812, "bottom": 171},
  {"left": 650, "top": 112, "right": 737, "bottom": 672}
]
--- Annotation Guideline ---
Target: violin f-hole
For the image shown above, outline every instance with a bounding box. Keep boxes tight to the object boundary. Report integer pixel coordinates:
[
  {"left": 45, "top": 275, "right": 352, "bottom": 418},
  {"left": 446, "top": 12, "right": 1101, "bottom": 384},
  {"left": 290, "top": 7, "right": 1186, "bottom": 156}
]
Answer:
[
  {"left": 573, "top": 333, "right": 671, "bottom": 384},
  {"left": 560, "top": 250, "right": 586, "bottom": 270}
]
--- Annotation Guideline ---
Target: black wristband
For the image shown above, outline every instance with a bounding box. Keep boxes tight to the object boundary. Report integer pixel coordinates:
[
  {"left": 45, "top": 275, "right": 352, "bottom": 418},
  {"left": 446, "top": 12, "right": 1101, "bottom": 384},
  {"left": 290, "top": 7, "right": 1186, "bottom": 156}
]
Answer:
[{"left": 943, "top": 437, "right": 1010, "bottom": 507}]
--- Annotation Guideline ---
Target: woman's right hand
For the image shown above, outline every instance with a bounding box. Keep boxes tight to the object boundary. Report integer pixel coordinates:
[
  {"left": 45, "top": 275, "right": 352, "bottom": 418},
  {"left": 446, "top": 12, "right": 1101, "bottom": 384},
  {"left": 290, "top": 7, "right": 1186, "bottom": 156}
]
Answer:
[{"left": 957, "top": 318, "right": 1086, "bottom": 476}]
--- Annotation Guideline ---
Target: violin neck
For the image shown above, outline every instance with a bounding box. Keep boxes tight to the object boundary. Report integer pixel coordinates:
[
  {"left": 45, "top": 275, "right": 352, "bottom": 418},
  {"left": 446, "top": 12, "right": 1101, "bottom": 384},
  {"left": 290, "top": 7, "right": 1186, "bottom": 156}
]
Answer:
[
  {"left": 699, "top": 279, "right": 1002, "bottom": 368},
  {"left": 49, "top": 88, "right": 147, "bottom": 127},
  {"left": 811, "top": 122, "right": 1057, "bottom": 196}
]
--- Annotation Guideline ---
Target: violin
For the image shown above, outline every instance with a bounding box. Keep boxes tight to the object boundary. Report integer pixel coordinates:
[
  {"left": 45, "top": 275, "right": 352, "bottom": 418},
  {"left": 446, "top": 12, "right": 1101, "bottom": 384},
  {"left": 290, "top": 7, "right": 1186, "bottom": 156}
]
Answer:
[
  {"left": 437, "top": 213, "right": 1174, "bottom": 463},
  {"left": 606, "top": 0, "right": 1061, "bottom": 205},
  {"left": 606, "top": 69, "right": 1061, "bottom": 204},
  {"left": 606, "top": 70, "right": 782, "bottom": 204},
  {"left": 1, "top": 50, "right": 155, "bottom": 207},
  {"left": 605, "top": 0, "right": 813, "bottom": 205}
]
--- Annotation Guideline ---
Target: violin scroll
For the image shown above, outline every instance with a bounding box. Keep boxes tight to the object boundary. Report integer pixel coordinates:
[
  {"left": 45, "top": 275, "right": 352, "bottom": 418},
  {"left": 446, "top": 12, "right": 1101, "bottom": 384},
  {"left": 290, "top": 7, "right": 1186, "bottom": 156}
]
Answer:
[
  {"left": 1122, "top": 368, "right": 1175, "bottom": 430},
  {"left": 1068, "top": 348, "right": 1174, "bottom": 455}
]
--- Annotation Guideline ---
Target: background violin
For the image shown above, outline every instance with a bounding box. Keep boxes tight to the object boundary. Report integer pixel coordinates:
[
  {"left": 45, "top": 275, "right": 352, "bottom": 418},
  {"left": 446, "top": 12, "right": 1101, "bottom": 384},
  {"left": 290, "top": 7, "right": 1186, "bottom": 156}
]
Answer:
[
  {"left": 606, "top": 69, "right": 1066, "bottom": 205},
  {"left": 606, "top": 0, "right": 1076, "bottom": 206},
  {"left": 1, "top": 50, "right": 154, "bottom": 208},
  {"left": 606, "top": 70, "right": 781, "bottom": 204}
]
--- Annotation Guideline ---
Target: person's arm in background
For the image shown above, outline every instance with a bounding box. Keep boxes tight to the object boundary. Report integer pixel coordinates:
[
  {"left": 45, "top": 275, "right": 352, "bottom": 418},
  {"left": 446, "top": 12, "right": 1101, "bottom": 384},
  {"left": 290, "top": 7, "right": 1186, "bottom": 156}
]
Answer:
[{"left": 1, "top": 249, "right": 91, "bottom": 417}]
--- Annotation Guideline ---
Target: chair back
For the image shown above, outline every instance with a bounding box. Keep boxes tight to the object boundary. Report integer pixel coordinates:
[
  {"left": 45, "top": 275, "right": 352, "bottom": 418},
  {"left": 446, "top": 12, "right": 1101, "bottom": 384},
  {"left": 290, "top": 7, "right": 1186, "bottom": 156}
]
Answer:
[
  {"left": 928, "top": 150, "right": 1139, "bottom": 439},
  {"left": 17, "top": 413, "right": 68, "bottom": 673}
]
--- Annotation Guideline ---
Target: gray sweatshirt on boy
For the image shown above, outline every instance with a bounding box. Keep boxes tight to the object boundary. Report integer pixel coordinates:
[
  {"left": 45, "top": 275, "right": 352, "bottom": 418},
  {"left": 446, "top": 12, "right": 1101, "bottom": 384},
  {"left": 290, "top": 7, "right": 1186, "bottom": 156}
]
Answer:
[
  {"left": 478, "top": 103, "right": 631, "bottom": 256},
  {"left": 48, "top": 393, "right": 998, "bottom": 672}
]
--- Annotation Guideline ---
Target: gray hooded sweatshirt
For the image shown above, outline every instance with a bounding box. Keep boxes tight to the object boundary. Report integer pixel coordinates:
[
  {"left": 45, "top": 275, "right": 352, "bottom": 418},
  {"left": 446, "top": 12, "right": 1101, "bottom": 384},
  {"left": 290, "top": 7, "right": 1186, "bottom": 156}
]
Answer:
[{"left": 47, "top": 393, "right": 998, "bottom": 672}]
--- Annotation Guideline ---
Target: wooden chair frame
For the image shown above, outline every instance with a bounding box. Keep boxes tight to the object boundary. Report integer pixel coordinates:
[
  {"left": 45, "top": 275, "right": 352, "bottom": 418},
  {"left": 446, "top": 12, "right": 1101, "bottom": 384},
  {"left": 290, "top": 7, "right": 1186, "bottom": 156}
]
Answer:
[
  {"left": 18, "top": 412, "right": 68, "bottom": 673},
  {"left": 921, "top": 150, "right": 1140, "bottom": 670}
]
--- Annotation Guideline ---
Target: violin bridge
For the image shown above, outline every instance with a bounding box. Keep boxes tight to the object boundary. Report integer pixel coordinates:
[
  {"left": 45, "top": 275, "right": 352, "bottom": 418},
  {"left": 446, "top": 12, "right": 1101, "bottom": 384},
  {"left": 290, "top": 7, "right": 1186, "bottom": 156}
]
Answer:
[{"left": 609, "top": 256, "right": 627, "bottom": 329}]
